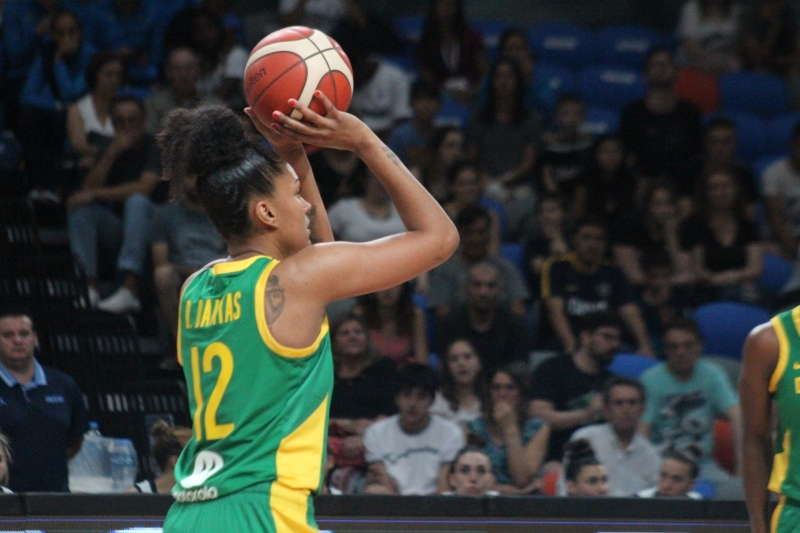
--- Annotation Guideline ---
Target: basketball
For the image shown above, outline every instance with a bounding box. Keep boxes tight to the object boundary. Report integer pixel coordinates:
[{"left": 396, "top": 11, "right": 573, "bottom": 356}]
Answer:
[{"left": 244, "top": 26, "right": 354, "bottom": 125}]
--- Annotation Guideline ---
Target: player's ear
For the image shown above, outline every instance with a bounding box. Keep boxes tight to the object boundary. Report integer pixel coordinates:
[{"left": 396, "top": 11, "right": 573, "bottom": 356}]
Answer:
[{"left": 253, "top": 198, "right": 278, "bottom": 230}]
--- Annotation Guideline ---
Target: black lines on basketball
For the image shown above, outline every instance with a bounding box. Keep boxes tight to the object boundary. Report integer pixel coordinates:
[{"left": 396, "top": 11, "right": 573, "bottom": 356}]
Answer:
[{"left": 250, "top": 52, "right": 306, "bottom": 110}]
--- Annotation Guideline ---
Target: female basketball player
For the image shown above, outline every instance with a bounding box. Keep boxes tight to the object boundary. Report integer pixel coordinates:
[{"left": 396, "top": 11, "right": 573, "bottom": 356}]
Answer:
[{"left": 159, "top": 92, "right": 459, "bottom": 533}]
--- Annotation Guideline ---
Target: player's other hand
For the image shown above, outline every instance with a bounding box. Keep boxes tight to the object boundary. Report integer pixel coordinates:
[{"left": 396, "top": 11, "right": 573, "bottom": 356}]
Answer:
[
  {"left": 269, "top": 91, "right": 370, "bottom": 152},
  {"left": 244, "top": 107, "right": 301, "bottom": 151}
]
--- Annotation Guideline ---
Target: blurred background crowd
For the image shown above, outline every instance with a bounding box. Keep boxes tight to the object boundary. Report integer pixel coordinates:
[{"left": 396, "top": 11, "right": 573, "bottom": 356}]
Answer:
[{"left": 0, "top": 0, "right": 798, "bottom": 501}]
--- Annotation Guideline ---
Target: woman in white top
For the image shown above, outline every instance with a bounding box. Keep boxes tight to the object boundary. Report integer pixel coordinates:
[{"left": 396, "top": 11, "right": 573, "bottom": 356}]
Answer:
[
  {"left": 431, "top": 339, "right": 486, "bottom": 425},
  {"left": 327, "top": 169, "right": 406, "bottom": 242},
  {"left": 66, "top": 51, "right": 125, "bottom": 169},
  {"left": 677, "top": 0, "right": 742, "bottom": 74}
]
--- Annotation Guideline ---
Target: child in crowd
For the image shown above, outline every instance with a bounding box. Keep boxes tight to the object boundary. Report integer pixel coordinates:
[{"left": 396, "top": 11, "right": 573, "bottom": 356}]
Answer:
[{"left": 563, "top": 439, "right": 609, "bottom": 497}]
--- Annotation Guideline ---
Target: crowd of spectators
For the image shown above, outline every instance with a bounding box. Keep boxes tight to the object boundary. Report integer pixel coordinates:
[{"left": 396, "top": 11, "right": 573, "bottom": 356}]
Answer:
[{"left": 2, "top": 0, "right": 800, "bottom": 500}]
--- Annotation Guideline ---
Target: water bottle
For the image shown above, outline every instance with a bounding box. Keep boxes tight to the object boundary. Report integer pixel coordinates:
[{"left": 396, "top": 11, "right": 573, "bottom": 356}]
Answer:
[
  {"left": 69, "top": 422, "right": 113, "bottom": 493},
  {"left": 109, "top": 439, "right": 138, "bottom": 492}
]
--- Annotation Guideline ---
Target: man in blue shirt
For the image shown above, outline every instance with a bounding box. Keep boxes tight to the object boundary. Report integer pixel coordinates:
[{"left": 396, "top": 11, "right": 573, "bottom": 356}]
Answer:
[{"left": 0, "top": 309, "right": 89, "bottom": 492}]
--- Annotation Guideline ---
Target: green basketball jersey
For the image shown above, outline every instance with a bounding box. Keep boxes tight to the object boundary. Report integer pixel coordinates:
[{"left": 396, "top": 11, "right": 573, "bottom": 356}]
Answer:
[
  {"left": 172, "top": 255, "right": 333, "bottom": 504},
  {"left": 768, "top": 306, "right": 800, "bottom": 500}
]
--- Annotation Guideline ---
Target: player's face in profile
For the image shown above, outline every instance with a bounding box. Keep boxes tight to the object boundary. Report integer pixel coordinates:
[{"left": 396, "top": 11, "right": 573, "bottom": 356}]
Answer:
[
  {"left": 450, "top": 452, "right": 494, "bottom": 496},
  {"left": 446, "top": 341, "right": 481, "bottom": 386},
  {"left": 603, "top": 385, "right": 644, "bottom": 435},
  {"left": 0, "top": 316, "right": 37, "bottom": 371},
  {"left": 568, "top": 464, "right": 609, "bottom": 496},
  {"left": 663, "top": 328, "right": 702, "bottom": 377},
  {"left": 271, "top": 169, "right": 312, "bottom": 253},
  {"left": 657, "top": 458, "right": 694, "bottom": 497},
  {"left": 396, "top": 388, "right": 433, "bottom": 426}
]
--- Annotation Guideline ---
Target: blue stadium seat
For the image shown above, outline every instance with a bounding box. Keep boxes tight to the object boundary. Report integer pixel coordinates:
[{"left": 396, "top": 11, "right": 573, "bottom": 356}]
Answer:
[
  {"left": 595, "top": 25, "right": 667, "bottom": 70},
  {"left": 767, "top": 113, "right": 800, "bottom": 158},
  {"left": 578, "top": 65, "right": 645, "bottom": 111},
  {"left": 759, "top": 253, "right": 793, "bottom": 293},
  {"left": 535, "top": 62, "right": 577, "bottom": 97},
  {"left": 500, "top": 243, "right": 526, "bottom": 277},
  {"left": 719, "top": 71, "right": 789, "bottom": 119},
  {"left": 582, "top": 106, "right": 620, "bottom": 135},
  {"left": 528, "top": 23, "right": 595, "bottom": 69},
  {"left": 705, "top": 112, "right": 768, "bottom": 163},
  {"left": 395, "top": 15, "right": 424, "bottom": 44},
  {"left": 435, "top": 92, "right": 471, "bottom": 128},
  {"left": 693, "top": 301, "right": 772, "bottom": 358},
  {"left": 608, "top": 353, "right": 660, "bottom": 378}
]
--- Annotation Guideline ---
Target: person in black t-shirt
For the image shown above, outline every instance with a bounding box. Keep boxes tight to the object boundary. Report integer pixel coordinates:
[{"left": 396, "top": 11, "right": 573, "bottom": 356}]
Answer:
[
  {"left": 574, "top": 136, "right": 637, "bottom": 225},
  {"left": 618, "top": 48, "right": 702, "bottom": 206},
  {"left": 528, "top": 311, "right": 622, "bottom": 463},
  {"left": 680, "top": 166, "right": 763, "bottom": 304},
  {"left": 541, "top": 216, "right": 653, "bottom": 355}
]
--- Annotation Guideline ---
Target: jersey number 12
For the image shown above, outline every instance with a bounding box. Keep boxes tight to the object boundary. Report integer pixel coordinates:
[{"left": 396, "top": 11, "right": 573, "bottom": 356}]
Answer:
[{"left": 191, "top": 342, "right": 235, "bottom": 441}]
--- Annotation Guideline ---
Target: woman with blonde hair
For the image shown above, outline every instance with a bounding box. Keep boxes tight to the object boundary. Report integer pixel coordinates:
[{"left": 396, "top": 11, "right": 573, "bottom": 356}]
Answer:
[{"left": 125, "top": 421, "right": 192, "bottom": 494}]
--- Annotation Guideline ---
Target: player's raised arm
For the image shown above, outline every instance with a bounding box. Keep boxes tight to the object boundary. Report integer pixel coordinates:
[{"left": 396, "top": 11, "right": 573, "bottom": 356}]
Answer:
[{"left": 273, "top": 91, "right": 460, "bottom": 303}]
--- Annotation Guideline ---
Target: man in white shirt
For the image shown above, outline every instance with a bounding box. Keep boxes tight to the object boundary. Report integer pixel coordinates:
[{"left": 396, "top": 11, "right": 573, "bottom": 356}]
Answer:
[
  {"left": 565, "top": 376, "right": 660, "bottom": 496},
  {"left": 363, "top": 364, "right": 464, "bottom": 495}
]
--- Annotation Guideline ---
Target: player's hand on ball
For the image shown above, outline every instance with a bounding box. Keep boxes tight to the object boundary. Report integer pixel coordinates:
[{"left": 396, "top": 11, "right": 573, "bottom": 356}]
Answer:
[
  {"left": 270, "top": 91, "right": 369, "bottom": 152},
  {"left": 244, "top": 107, "right": 300, "bottom": 150}
]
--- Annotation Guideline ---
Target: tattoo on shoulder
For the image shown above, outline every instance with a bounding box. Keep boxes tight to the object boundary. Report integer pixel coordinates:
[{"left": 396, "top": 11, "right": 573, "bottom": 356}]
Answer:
[
  {"left": 265, "top": 274, "right": 285, "bottom": 325},
  {"left": 381, "top": 145, "right": 401, "bottom": 166}
]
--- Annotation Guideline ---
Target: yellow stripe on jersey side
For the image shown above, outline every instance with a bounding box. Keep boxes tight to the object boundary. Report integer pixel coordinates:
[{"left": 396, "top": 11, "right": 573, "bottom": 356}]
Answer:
[
  {"left": 274, "top": 395, "right": 328, "bottom": 493},
  {"left": 211, "top": 255, "right": 265, "bottom": 275},
  {"left": 769, "top": 430, "right": 792, "bottom": 494},
  {"left": 270, "top": 483, "right": 317, "bottom": 533},
  {"left": 770, "top": 316, "right": 790, "bottom": 393},
  {"left": 772, "top": 495, "right": 786, "bottom": 533},
  {"left": 254, "top": 260, "right": 330, "bottom": 358}
]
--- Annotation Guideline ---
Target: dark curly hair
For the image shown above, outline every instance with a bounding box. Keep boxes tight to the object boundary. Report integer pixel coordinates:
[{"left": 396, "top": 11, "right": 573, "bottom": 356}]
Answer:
[
  {"left": 156, "top": 105, "right": 286, "bottom": 240},
  {"left": 563, "top": 438, "right": 601, "bottom": 482}
]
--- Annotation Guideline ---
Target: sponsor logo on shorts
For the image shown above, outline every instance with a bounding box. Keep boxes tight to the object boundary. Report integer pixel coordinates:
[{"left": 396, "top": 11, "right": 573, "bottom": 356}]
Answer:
[
  {"left": 173, "top": 485, "right": 219, "bottom": 503},
  {"left": 180, "top": 451, "right": 225, "bottom": 488}
]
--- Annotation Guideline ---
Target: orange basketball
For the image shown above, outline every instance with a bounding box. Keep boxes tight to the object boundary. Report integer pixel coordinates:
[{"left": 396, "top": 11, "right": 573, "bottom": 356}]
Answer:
[{"left": 243, "top": 26, "right": 354, "bottom": 125}]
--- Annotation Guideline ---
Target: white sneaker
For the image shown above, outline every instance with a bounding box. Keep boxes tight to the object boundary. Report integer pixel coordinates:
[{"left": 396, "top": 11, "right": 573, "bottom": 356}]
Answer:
[
  {"left": 88, "top": 287, "right": 100, "bottom": 308},
  {"left": 97, "top": 286, "right": 141, "bottom": 314}
]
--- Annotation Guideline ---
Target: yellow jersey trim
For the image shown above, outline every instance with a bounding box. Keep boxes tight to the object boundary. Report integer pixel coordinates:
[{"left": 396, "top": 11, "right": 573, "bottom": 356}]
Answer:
[
  {"left": 270, "top": 482, "right": 316, "bottom": 533},
  {"left": 769, "top": 430, "right": 792, "bottom": 494},
  {"left": 772, "top": 495, "right": 786, "bottom": 533},
  {"left": 770, "top": 316, "right": 790, "bottom": 393},
  {"left": 211, "top": 256, "right": 264, "bottom": 275},
  {"left": 275, "top": 395, "right": 328, "bottom": 493},
  {"left": 254, "top": 260, "right": 330, "bottom": 358},
  {"left": 177, "top": 296, "right": 184, "bottom": 366}
]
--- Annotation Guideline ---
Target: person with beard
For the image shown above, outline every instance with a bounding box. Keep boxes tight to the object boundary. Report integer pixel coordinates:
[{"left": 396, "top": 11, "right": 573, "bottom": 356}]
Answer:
[
  {"left": 150, "top": 172, "right": 227, "bottom": 369},
  {"left": 618, "top": 48, "right": 702, "bottom": 209},
  {"left": 528, "top": 311, "right": 623, "bottom": 463},
  {"left": 363, "top": 364, "right": 463, "bottom": 495},
  {"left": 435, "top": 262, "right": 529, "bottom": 372},
  {"left": 540, "top": 216, "right": 653, "bottom": 355},
  {"left": 640, "top": 318, "right": 743, "bottom": 499}
]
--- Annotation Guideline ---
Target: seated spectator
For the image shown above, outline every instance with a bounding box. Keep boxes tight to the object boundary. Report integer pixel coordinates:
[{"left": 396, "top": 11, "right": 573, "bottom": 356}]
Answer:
[
  {"left": 327, "top": 170, "right": 406, "bottom": 242},
  {"left": 91, "top": 0, "right": 160, "bottom": 79},
  {"left": 528, "top": 311, "right": 622, "bottom": 463},
  {"left": 763, "top": 121, "right": 800, "bottom": 260},
  {"left": 636, "top": 250, "right": 692, "bottom": 354},
  {"left": 701, "top": 117, "right": 759, "bottom": 219},
  {"left": 681, "top": 166, "right": 762, "bottom": 304},
  {"left": 353, "top": 282, "right": 428, "bottom": 367},
  {"left": 741, "top": 0, "right": 799, "bottom": 77},
  {"left": 307, "top": 148, "right": 367, "bottom": 207},
  {"left": 637, "top": 446, "right": 703, "bottom": 499},
  {"left": 565, "top": 377, "right": 660, "bottom": 496},
  {"left": 431, "top": 339, "right": 487, "bottom": 425},
  {"left": 563, "top": 439, "right": 610, "bottom": 496},
  {"left": 619, "top": 48, "right": 702, "bottom": 200},
  {"left": 574, "top": 136, "right": 638, "bottom": 225},
  {"left": 429, "top": 206, "right": 529, "bottom": 316},
  {"left": 0, "top": 432, "right": 11, "bottom": 493},
  {"left": 151, "top": 173, "right": 226, "bottom": 366},
  {"left": 187, "top": 9, "right": 247, "bottom": 108},
  {"left": 363, "top": 364, "right": 463, "bottom": 495},
  {"left": 278, "top": 0, "right": 357, "bottom": 35},
  {"left": 640, "top": 319, "right": 743, "bottom": 499},
  {"left": 612, "top": 179, "right": 692, "bottom": 288},
  {"left": 540, "top": 216, "right": 653, "bottom": 355},
  {"left": 124, "top": 421, "right": 191, "bottom": 494},
  {"left": 442, "top": 162, "right": 503, "bottom": 256},
  {"left": 0, "top": 309, "right": 89, "bottom": 492},
  {"left": 415, "top": 0, "right": 486, "bottom": 102},
  {"left": 344, "top": 33, "right": 411, "bottom": 139},
  {"left": 676, "top": 0, "right": 742, "bottom": 74},
  {"left": 445, "top": 446, "right": 499, "bottom": 496},
  {"left": 467, "top": 58, "right": 539, "bottom": 205},
  {"left": 146, "top": 47, "right": 220, "bottom": 135},
  {"left": 387, "top": 79, "right": 442, "bottom": 168},
  {"left": 19, "top": 9, "right": 93, "bottom": 198},
  {"left": 413, "top": 126, "right": 465, "bottom": 203},
  {"left": 66, "top": 96, "right": 161, "bottom": 311},
  {"left": 523, "top": 193, "right": 570, "bottom": 297},
  {"left": 468, "top": 365, "right": 550, "bottom": 494},
  {"left": 435, "top": 262, "right": 530, "bottom": 372},
  {"left": 328, "top": 314, "right": 398, "bottom": 492},
  {"left": 66, "top": 51, "right": 124, "bottom": 171},
  {"left": 538, "top": 94, "right": 593, "bottom": 207}
]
